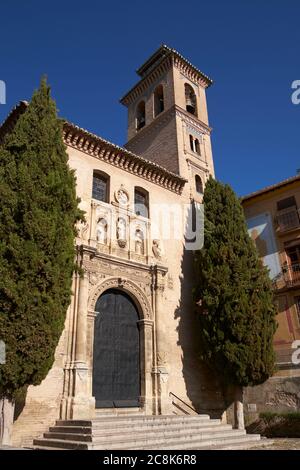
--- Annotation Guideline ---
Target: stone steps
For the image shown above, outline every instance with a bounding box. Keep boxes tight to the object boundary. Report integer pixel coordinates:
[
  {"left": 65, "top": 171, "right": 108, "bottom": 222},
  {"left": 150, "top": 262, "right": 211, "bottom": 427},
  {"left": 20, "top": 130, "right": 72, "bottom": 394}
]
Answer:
[
  {"left": 50, "top": 421, "right": 227, "bottom": 436},
  {"left": 33, "top": 413, "right": 261, "bottom": 450},
  {"left": 44, "top": 424, "right": 234, "bottom": 443},
  {"left": 142, "top": 434, "right": 261, "bottom": 451}
]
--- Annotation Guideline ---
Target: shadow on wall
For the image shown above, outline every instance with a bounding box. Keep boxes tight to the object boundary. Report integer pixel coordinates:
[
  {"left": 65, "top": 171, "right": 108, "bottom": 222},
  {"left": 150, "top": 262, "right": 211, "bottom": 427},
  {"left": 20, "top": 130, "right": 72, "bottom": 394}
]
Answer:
[{"left": 174, "top": 202, "right": 228, "bottom": 419}]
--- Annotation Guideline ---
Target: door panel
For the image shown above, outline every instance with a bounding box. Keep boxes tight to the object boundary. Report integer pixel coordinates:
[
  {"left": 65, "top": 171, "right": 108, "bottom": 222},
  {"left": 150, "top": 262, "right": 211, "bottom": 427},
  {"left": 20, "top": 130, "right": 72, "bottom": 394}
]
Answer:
[{"left": 92, "top": 289, "right": 140, "bottom": 408}]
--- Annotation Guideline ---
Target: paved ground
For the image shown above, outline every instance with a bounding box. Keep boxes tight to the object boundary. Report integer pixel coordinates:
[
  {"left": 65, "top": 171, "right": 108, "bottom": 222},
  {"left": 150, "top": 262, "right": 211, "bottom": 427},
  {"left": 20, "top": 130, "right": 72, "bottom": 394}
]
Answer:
[{"left": 251, "top": 438, "right": 300, "bottom": 450}]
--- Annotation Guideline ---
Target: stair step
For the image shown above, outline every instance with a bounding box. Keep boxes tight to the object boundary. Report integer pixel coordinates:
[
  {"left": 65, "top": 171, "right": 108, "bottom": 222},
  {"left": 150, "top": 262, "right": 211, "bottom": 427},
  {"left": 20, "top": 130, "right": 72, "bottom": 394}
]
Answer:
[
  {"left": 44, "top": 432, "right": 93, "bottom": 442},
  {"left": 56, "top": 420, "right": 92, "bottom": 427},
  {"left": 92, "top": 415, "right": 213, "bottom": 426},
  {"left": 127, "top": 434, "right": 261, "bottom": 451},
  {"left": 92, "top": 423, "right": 232, "bottom": 437},
  {"left": 33, "top": 438, "right": 89, "bottom": 450},
  {"left": 95, "top": 407, "right": 143, "bottom": 415},
  {"left": 33, "top": 446, "right": 70, "bottom": 451},
  {"left": 49, "top": 426, "right": 92, "bottom": 434},
  {"left": 90, "top": 429, "right": 247, "bottom": 449}
]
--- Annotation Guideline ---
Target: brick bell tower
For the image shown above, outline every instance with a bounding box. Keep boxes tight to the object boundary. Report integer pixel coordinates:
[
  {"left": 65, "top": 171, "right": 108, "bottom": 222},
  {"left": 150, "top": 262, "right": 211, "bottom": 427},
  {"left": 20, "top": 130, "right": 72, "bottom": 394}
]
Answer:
[{"left": 120, "top": 45, "right": 215, "bottom": 201}]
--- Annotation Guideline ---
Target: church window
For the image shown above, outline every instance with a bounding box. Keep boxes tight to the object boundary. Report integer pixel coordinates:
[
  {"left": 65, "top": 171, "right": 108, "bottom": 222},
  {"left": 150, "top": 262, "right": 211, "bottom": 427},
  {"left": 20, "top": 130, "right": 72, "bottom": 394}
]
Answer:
[
  {"left": 195, "top": 175, "right": 203, "bottom": 194},
  {"left": 134, "top": 187, "right": 149, "bottom": 218},
  {"left": 189, "top": 135, "right": 194, "bottom": 151},
  {"left": 195, "top": 138, "right": 200, "bottom": 155},
  {"left": 185, "top": 83, "right": 197, "bottom": 116},
  {"left": 154, "top": 85, "right": 164, "bottom": 117},
  {"left": 92, "top": 171, "right": 109, "bottom": 202},
  {"left": 136, "top": 101, "right": 146, "bottom": 131}
]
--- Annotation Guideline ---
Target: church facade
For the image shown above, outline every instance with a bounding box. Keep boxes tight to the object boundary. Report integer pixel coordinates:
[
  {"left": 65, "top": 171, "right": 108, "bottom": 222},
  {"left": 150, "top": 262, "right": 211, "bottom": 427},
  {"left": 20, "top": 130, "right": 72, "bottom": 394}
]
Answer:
[{"left": 1, "top": 46, "right": 226, "bottom": 447}]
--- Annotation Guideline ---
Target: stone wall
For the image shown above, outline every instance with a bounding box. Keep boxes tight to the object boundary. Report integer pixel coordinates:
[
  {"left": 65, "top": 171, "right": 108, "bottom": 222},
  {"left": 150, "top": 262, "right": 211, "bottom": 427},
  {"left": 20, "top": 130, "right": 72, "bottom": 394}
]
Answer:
[{"left": 244, "top": 372, "right": 300, "bottom": 425}]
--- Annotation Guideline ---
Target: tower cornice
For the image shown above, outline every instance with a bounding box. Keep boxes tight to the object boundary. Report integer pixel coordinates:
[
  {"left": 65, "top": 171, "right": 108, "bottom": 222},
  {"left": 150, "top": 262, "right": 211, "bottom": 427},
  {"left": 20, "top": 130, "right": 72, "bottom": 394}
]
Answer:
[{"left": 120, "top": 45, "right": 213, "bottom": 107}]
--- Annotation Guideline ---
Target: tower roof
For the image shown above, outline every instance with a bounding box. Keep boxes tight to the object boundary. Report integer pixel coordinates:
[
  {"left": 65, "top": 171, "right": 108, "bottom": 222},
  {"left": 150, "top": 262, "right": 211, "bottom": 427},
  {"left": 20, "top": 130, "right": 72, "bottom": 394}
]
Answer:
[
  {"left": 136, "top": 44, "right": 213, "bottom": 85},
  {"left": 120, "top": 45, "right": 213, "bottom": 106}
]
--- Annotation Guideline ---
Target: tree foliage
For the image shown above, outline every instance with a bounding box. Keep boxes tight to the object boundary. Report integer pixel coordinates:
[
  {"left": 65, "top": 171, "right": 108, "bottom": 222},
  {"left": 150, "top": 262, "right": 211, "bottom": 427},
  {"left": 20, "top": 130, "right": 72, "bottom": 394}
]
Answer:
[
  {"left": 0, "top": 79, "right": 83, "bottom": 398},
  {"left": 193, "top": 177, "right": 277, "bottom": 387}
]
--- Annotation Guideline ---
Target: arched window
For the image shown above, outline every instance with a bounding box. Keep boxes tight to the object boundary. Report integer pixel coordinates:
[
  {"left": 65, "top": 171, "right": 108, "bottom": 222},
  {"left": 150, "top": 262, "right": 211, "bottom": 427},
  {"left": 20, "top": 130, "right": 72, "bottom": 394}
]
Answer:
[
  {"left": 195, "top": 138, "right": 200, "bottom": 155},
  {"left": 195, "top": 175, "right": 203, "bottom": 194},
  {"left": 92, "top": 171, "right": 109, "bottom": 202},
  {"left": 154, "top": 85, "right": 164, "bottom": 117},
  {"left": 134, "top": 187, "right": 149, "bottom": 218},
  {"left": 136, "top": 101, "right": 146, "bottom": 131},
  {"left": 185, "top": 83, "right": 197, "bottom": 116},
  {"left": 189, "top": 135, "right": 194, "bottom": 152}
]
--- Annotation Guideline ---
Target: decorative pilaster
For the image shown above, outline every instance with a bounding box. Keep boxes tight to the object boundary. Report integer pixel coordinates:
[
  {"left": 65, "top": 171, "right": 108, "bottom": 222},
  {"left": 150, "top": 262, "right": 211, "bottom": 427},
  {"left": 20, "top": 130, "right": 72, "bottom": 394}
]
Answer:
[
  {"left": 89, "top": 201, "right": 98, "bottom": 248},
  {"left": 138, "top": 319, "right": 154, "bottom": 414},
  {"left": 152, "top": 264, "right": 172, "bottom": 415},
  {"left": 70, "top": 270, "right": 95, "bottom": 419}
]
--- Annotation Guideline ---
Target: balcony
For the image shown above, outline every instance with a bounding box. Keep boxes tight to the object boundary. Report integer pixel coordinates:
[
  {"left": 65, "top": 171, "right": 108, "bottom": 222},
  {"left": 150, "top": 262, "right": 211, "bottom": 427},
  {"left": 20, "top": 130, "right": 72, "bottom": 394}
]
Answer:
[
  {"left": 275, "top": 207, "right": 300, "bottom": 233},
  {"left": 273, "top": 262, "right": 300, "bottom": 290}
]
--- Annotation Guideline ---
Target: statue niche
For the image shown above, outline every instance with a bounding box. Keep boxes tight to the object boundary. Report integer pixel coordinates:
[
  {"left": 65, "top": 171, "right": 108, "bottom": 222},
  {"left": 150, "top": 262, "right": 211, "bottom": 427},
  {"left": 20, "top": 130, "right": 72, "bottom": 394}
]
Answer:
[
  {"left": 96, "top": 218, "right": 108, "bottom": 244},
  {"left": 117, "top": 217, "right": 127, "bottom": 248},
  {"left": 135, "top": 229, "right": 144, "bottom": 255}
]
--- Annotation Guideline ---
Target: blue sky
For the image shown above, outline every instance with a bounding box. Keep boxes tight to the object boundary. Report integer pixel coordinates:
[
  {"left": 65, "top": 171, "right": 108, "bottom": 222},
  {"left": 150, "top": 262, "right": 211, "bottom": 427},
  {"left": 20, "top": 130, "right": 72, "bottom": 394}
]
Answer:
[{"left": 0, "top": 0, "right": 299, "bottom": 196}]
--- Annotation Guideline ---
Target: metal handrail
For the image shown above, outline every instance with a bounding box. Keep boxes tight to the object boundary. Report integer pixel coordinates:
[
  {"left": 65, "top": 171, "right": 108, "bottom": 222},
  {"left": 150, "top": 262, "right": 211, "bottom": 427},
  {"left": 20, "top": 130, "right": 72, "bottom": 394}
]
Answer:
[{"left": 169, "top": 392, "right": 198, "bottom": 414}]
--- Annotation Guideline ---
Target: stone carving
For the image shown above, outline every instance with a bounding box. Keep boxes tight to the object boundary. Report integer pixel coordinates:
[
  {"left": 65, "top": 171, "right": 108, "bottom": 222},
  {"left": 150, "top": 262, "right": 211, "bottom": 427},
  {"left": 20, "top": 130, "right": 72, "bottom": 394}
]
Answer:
[
  {"left": 157, "top": 351, "right": 167, "bottom": 366},
  {"left": 152, "top": 239, "right": 162, "bottom": 259},
  {"left": 88, "top": 277, "right": 152, "bottom": 319},
  {"left": 115, "top": 186, "right": 129, "bottom": 206},
  {"left": 167, "top": 274, "right": 174, "bottom": 290},
  {"left": 135, "top": 229, "right": 144, "bottom": 255},
  {"left": 96, "top": 218, "right": 107, "bottom": 244},
  {"left": 117, "top": 217, "right": 127, "bottom": 248}
]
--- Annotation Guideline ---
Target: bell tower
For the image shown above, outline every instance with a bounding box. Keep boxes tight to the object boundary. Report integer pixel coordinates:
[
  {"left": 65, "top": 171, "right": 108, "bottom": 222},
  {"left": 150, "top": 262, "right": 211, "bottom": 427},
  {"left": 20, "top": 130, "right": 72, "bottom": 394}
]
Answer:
[{"left": 120, "top": 45, "right": 215, "bottom": 200}]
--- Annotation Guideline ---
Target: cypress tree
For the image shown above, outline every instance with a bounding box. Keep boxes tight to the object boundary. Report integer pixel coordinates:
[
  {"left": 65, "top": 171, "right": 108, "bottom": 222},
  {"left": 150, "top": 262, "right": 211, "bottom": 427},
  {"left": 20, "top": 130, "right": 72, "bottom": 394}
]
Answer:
[
  {"left": 0, "top": 79, "right": 83, "bottom": 443},
  {"left": 193, "top": 177, "right": 277, "bottom": 427}
]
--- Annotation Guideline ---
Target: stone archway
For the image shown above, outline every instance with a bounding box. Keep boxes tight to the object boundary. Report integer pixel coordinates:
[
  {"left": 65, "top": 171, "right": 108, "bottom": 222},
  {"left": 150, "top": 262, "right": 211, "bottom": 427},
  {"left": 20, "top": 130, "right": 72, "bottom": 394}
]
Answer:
[
  {"left": 88, "top": 277, "right": 152, "bottom": 320},
  {"left": 88, "top": 277, "right": 154, "bottom": 413}
]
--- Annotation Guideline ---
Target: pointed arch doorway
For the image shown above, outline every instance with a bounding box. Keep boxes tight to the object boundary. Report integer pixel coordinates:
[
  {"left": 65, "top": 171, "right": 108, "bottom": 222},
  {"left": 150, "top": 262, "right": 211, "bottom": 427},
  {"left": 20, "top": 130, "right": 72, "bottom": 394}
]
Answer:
[{"left": 92, "top": 289, "right": 140, "bottom": 408}]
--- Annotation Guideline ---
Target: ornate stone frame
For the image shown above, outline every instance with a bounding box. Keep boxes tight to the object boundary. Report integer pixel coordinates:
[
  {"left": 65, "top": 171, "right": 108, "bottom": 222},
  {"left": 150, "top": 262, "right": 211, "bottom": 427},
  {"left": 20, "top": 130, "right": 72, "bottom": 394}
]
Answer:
[{"left": 88, "top": 276, "right": 154, "bottom": 413}]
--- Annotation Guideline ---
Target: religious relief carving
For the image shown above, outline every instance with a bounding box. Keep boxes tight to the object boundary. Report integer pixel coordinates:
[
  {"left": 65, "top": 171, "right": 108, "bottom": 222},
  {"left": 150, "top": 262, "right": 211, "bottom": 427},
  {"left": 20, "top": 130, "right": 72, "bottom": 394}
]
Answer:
[
  {"left": 117, "top": 217, "right": 127, "bottom": 248},
  {"left": 135, "top": 229, "right": 144, "bottom": 255},
  {"left": 89, "top": 272, "right": 106, "bottom": 286},
  {"left": 115, "top": 185, "right": 129, "bottom": 206},
  {"left": 167, "top": 274, "right": 174, "bottom": 290},
  {"left": 157, "top": 351, "right": 167, "bottom": 366},
  {"left": 96, "top": 218, "right": 108, "bottom": 244},
  {"left": 152, "top": 239, "right": 162, "bottom": 259}
]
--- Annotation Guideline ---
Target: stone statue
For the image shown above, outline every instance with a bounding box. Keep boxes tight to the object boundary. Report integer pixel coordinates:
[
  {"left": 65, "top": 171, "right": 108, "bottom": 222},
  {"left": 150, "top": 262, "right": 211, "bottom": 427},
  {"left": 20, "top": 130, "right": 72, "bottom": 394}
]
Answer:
[
  {"left": 118, "top": 189, "right": 128, "bottom": 205},
  {"left": 152, "top": 239, "right": 162, "bottom": 259},
  {"left": 135, "top": 229, "right": 144, "bottom": 255},
  {"left": 117, "top": 218, "right": 127, "bottom": 248},
  {"left": 96, "top": 218, "right": 107, "bottom": 244}
]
